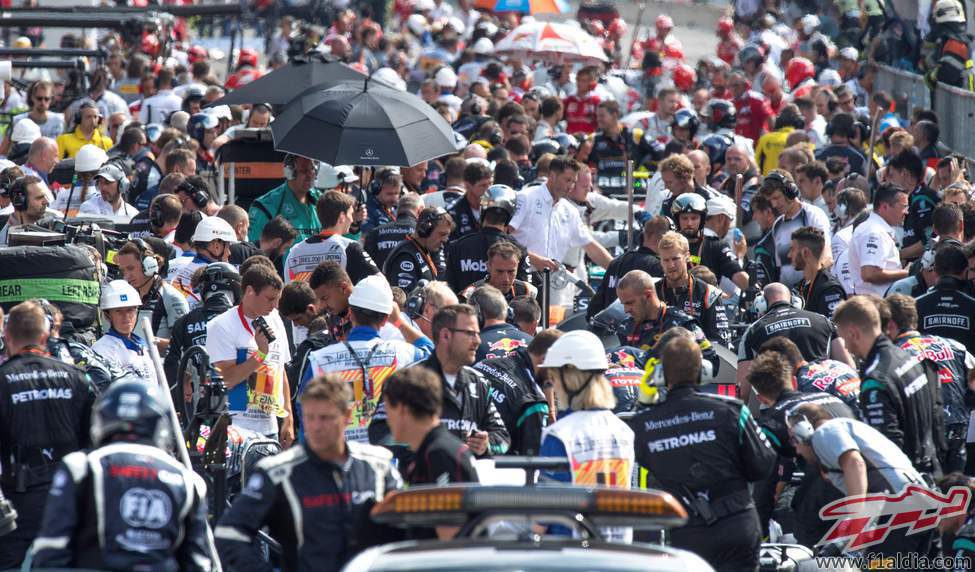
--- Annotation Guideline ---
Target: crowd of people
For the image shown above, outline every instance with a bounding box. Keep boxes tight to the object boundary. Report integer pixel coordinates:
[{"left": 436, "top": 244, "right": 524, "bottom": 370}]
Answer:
[{"left": 3, "top": 0, "right": 975, "bottom": 571}]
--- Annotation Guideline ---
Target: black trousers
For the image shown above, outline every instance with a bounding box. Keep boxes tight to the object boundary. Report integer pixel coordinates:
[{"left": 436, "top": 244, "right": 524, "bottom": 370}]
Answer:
[
  {"left": 670, "top": 508, "right": 762, "bottom": 572},
  {"left": 0, "top": 487, "right": 48, "bottom": 570}
]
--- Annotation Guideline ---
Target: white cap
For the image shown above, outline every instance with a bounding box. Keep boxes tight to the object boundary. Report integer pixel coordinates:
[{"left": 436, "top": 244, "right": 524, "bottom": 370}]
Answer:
[
  {"left": 11, "top": 118, "right": 40, "bottom": 145},
  {"left": 446, "top": 16, "right": 465, "bottom": 35},
  {"left": 191, "top": 216, "right": 238, "bottom": 244},
  {"left": 348, "top": 274, "right": 394, "bottom": 315},
  {"left": 472, "top": 37, "right": 493, "bottom": 55},
  {"left": 838, "top": 47, "right": 859, "bottom": 61},
  {"left": 407, "top": 13, "right": 429, "bottom": 36},
  {"left": 706, "top": 196, "right": 736, "bottom": 221},
  {"left": 208, "top": 105, "right": 233, "bottom": 121},
  {"left": 817, "top": 68, "right": 843, "bottom": 86},
  {"left": 335, "top": 165, "right": 357, "bottom": 183},
  {"left": 540, "top": 330, "right": 609, "bottom": 370},
  {"left": 800, "top": 14, "right": 820, "bottom": 34},
  {"left": 435, "top": 66, "right": 458, "bottom": 88},
  {"left": 373, "top": 67, "right": 407, "bottom": 91},
  {"left": 75, "top": 144, "right": 109, "bottom": 173},
  {"left": 315, "top": 164, "right": 340, "bottom": 190},
  {"left": 100, "top": 279, "right": 142, "bottom": 310},
  {"left": 414, "top": 0, "right": 435, "bottom": 11}
]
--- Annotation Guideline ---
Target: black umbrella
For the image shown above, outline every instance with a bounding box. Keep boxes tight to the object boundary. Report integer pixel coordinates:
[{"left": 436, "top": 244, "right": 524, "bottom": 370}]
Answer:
[
  {"left": 270, "top": 80, "right": 462, "bottom": 167},
  {"left": 207, "top": 57, "right": 372, "bottom": 107}
]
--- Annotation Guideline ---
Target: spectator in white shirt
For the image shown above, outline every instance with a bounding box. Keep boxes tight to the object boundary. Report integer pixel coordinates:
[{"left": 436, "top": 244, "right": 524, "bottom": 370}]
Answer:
[
  {"left": 848, "top": 183, "right": 909, "bottom": 296},
  {"left": 79, "top": 162, "right": 139, "bottom": 217},
  {"left": 138, "top": 69, "right": 182, "bottom": 125},
  {"left": 510, "top": 156, "right": 612, "bottom": 274}
]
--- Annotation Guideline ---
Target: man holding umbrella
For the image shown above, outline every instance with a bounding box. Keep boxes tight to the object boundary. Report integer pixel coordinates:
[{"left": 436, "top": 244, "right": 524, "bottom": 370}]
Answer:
[{"left": 247, "top": 154, "right": 323, "bottom": 245}]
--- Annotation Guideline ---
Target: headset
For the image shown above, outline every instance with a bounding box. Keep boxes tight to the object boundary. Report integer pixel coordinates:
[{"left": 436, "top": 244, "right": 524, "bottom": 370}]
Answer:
[
  {"left": 283, "top": 154, "right": 320, "bottom": 181},
  {"left": 416, "top": 207, "right": 449, "bottom": 238},
  {"left": 763, "top": 170, "right": 799, "bottom": 200},
  {"left": 469, "top": 287, "right": 516, "bottom": 326},
  {"left": 10, "top": 177, "right": 30, "bottom": 211},
  {"left": 405, "top": 283, "right": 428, "bottom": 318},
  {"left": 131, "top": 238, "right": 159, "bottom": 277},
  {"left": 149, "top": 197, "right": 165, "bottom": 229},
  {"left": 100, "top": 162, "right": 130, "bottom": 199},
  {"left": 788, "top": 415, "right": 815, "bottom": 443},
  {"left": 74, "top": 100, "right": 102, "bottom": 131},
  {"left": 752, "top": 291, "right": 804, "bottom": 317},
  {"left": 372, "top": 167, "right": 400, "bottom": 196},
  {"left": 177, "top": 180, "right": 210, "bottom": 209}
]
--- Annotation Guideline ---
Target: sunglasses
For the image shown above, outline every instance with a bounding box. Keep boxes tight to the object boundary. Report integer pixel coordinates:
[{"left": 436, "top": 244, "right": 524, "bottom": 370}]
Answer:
[{"left": 35, "top": 96, "right": 51, "bottom": 102}]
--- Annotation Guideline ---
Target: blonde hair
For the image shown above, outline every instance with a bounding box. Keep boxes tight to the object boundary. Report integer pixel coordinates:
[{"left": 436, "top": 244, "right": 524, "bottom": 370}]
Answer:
[
  {"left": 554, "top": 365, "right": 616, "bottom": 411},
  {"left": 658, "top": 155, "right": 694, "bottom": 180},
  {"left": 657, "top": 230, "right": 690, "bottom": 254}
]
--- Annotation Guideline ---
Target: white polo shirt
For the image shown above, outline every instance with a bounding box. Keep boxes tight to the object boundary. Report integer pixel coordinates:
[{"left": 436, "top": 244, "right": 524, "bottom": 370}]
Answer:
[
  {"left": 510, "top": 183, "right": 593, "bottom": 263},
  {"left": 849, "top": 212, "right": 901, "bottom": 296}
]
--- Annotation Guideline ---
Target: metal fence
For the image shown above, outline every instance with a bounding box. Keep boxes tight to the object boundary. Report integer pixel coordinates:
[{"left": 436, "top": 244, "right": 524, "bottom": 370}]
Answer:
[{"left": 873, "top": 64, "right": 975, "bottom": 169}]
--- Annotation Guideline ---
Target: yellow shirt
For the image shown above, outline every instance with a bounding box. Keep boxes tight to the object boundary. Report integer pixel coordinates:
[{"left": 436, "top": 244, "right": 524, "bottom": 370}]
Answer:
[
  {"left": 56, "top": 127, "right": 113, "bottom": 159},
  {"left": 755, "top": 127, "right": 795, "bottom": 175}
]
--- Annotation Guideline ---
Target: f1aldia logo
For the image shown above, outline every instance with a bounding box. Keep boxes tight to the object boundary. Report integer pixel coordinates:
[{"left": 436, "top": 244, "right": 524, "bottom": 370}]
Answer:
[{"left": 818, "top": 484, "right": 971, "bottom": 550}]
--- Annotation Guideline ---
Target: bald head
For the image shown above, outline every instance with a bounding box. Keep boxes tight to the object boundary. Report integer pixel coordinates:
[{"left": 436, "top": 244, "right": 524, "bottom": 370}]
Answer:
[
  {"left": 763, "top": 282, "right": 790, "bottom": 304},
  {"left": 464, "top": 144, "right": 487, "bottom": 160},
  {"left": 27, "top": 137, "right": 58, "bottom": 172}
]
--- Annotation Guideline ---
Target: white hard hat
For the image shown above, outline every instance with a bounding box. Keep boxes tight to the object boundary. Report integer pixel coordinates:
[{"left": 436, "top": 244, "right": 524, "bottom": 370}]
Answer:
[
  {"left": 0, "top": 159, "right": 15, "bottom": 174},
  {"left": 100, "top": 279, "right": 142, "bottom": 310},
  {"left": 446, "top": 16, "right": 466, "bottom": 35},
  {"left": 407, "top": 13, "right": 429, "bottom": 36},
  {"left": 373, "top": 67, "right": 407, "bottom": 91},
  {"left": 75, "top": 144, "right": 109, "bottom": 173},
  {"left": 540, "top": 330, "right": 609, "bottom": 370},
  {"left": 191, "top": 216, "right": 238, "bottom": 244},
  {"left": 800, "top": 14, "right": 820, "bottom": 35},
  {"left": 435, "top": 66, "right": 458, "bottom": 88},
  {"left": 11, "top": 118, "right": 41, "bottom": 145},
  {"left": 472, "top": 37, "right": 494, "bottom": 55},
  {"left": 335, "top": 165, "right": 357, "bottom": 183},
  {"left": 348, "top": 274, "right": 394, "bottom": 315}
]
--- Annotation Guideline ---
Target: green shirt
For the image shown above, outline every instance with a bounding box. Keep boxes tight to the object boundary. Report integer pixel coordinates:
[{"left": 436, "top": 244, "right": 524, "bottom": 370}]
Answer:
[{"left": 247, "top": 183, "right": 322, "bottom": 244}]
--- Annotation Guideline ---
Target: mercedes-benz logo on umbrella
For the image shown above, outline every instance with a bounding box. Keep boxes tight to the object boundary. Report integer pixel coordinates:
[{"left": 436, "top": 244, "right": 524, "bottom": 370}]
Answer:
[{"left": 364, "top": 148, "right": 375, "bottom": 157}]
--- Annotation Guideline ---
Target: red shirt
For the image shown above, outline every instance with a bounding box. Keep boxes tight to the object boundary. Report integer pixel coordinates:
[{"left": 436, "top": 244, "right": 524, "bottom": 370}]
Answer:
[
  {"left": 716, "top": 38, "right": 742, "bottom": 65},
  {"left": 225, "top": 68, "right": 263, "bottom": 90},
  {"left": 734, "top": 90, "right": 773, "bottom": 142},
  {"left": 563, "top": 92, "right": 601, "bottom": 135}
]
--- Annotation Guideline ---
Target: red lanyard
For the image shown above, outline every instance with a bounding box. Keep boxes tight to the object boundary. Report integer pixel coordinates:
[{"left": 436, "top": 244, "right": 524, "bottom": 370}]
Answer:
[
  {"left": 406, "top": 235, "right": 438, "bottom": 278},
  {"left": 237, "top": 306, "right": 254, "bottom": 336}
]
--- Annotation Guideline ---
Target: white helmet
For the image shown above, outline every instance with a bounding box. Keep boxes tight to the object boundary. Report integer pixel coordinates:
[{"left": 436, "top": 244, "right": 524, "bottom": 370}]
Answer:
[
  {"left": 472, "top": 37, "right": 494, "bottom": 55},
  {"left": 191, "top": 216, "right": 239, "bottom": 244},
  {"left": 446, "top": 16, "right": 466, "bottom": 35},
  {"left": 75, "top": 144, "right": 109, "bottom": 173},
  {"left": 100, "top": 279, "right": 142, "bottom": 310},
  {"left": 435, "top": 66, "right": 458, "bottom": 88},
  {"left": 11, "top": 118, "right": 41, "bottom": 145},
  {"left": 934, "top": 0, "right": 966, "bottom": 23},
  {"left": 373, "top": 67, "right": 407, "bottom": 91},
  {"left": 800, "top": 14, "right": 820, "bottom": 35},
  {"left": 817, "top": 68, "right": 843, "bottom": 87},
  {"left": 540, "top": 330, "right": 609, "bottom": 370},
  {"left": 348, "top": 274, "right": 394, "bottom": 315}
]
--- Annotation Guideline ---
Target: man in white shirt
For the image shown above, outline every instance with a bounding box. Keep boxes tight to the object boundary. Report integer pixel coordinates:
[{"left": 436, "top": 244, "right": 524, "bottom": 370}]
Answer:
[
  {"left": 79, "top": 163, "right": 139, "bottom": 217},
  {"left": 848, "top": 183, "right": 909, "bottom": 296},
  {"left": 510, "top": 156, "right": 612, "bottom": 274},
  {"left": 0, "top": 176, "right": 50, "bottom": 246},
  {"left": 206, "top": 265, "right": 294, "bottom": 444},
  {"left": 138, "top": 69, "right": 182, "bottom": 125}
]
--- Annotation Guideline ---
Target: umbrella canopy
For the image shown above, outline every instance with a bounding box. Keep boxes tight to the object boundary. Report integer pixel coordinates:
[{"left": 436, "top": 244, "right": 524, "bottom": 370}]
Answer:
[
  {"left": 208, "top": 58, "right": 370, "bottom": 107},
  {"left": 473, "top": 0, "right": 569, "bottom": 14},
  {"left": 270, "top": 81, "right": 462, "bottom": 167},
  {"left": 495, "top": 21, "right": 608, "bottom": 63}
]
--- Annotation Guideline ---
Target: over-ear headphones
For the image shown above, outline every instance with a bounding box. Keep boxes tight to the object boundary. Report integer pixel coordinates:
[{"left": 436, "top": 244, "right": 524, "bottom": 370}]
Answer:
[
  {"left": 283, "top": 154, "right": 319, "bottom": 181},
  {"left": 753, "top": 291, "right": 804, "bottom": 316},
  {"left": 177, "top": 180, "right": 209, "bottom": 209},
  {"left": 469, "top": 287, "right": 515, "bottom": 326},
  {"left": 405, "top": 283, "right": 428, "bottom": 318},
  {"left": 763, "top": 171, "right": 799, "bottom": 200},
  {"left": 149, "top": 197, "right": 164, "bottom": 228},
  {"left": 10, "top": 177, "right": 30, "bottom": 211},
  {"left": 131, "top": 238, "right": 159, "bottom": 277},
  {"left": 416, "top": 207, "right": 448, "bottom": 238},
  {"left": 788, "top": 415, "right": 815, "bottom": 443},
  {"left": 74, "top": 100, "right": 102, "bottom": 131},
  {"left": 99, "top": 162, "right": 130, "bottom": 199}
]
